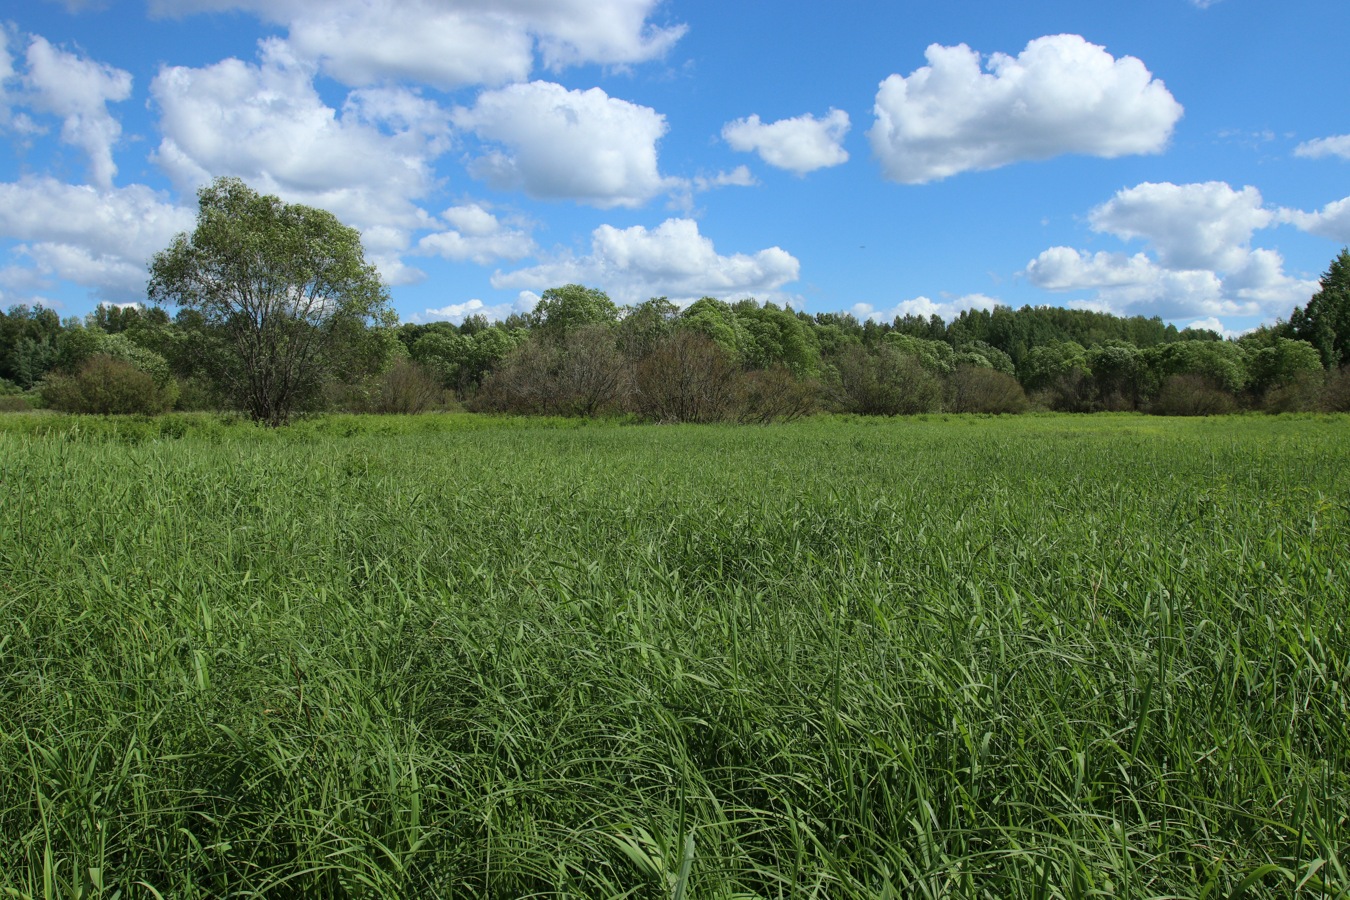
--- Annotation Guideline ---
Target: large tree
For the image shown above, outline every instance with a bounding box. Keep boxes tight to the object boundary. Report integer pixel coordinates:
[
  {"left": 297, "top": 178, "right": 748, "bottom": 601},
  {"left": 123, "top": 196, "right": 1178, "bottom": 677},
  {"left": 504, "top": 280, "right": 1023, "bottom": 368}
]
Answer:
[
  {"left": 148, "top": 177, "right": 394, "bottom": 425},
  {"left": 1290, "top": 248, "right": 1350, "bottom": 369}
]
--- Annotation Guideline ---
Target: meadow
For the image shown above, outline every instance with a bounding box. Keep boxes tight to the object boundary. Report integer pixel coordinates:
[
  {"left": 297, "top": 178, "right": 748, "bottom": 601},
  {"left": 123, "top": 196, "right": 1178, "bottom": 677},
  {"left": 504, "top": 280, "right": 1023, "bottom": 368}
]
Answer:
[{"left": 0, "top": 411, "right": 1347, "bottom": 899}]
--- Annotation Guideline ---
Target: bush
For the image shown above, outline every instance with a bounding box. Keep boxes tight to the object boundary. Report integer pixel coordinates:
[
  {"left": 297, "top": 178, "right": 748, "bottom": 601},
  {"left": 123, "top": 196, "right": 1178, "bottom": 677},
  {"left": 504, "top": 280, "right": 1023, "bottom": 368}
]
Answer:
[
  {"left": 828, "top": 344, "right": 942, "bottom": 416},
  {"left": 40, "top": 354, "right": 177, "bottom": 415},
  {"left": 370, "top": 358, "right": 446, "bottom": 414},
  {"left": 737, "top": 366, "right": 818, "bottom": 424},
  {"left": 1323, "top": 365, "right": 1350, "bottom": 412},
  {"left": 1262, "top": 370, "right": 1324, "bottom": 413},
  {"left": 945, "top": 367, "right": 1028, "bottom": 414},
  {"left": 1151, "top": 374, "right": 1236, "bottom": 416},
  {"left": 634, "top": 330, "right": 741, "bottom": 423},
  {"left": 473, "top": 327, "right": 632, "bottom": 417}
]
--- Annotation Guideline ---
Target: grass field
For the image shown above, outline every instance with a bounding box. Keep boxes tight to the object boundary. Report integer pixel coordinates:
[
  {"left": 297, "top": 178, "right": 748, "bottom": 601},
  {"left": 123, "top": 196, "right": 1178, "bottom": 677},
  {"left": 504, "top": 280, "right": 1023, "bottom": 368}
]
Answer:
[{"left": 1, "top": 412, "right": 1347, "bottom": 898}]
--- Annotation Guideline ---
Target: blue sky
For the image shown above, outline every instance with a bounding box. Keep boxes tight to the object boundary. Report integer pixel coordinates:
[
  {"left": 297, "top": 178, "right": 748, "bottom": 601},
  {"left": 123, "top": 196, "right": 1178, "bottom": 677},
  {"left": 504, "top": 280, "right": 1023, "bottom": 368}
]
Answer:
[{"left": 1, "top": 0, "right": 1346, "bottom": 335}]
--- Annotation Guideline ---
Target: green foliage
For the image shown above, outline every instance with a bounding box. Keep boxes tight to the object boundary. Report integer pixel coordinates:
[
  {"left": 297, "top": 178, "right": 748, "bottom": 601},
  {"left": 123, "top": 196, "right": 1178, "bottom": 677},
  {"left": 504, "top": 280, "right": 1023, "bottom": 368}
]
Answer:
[
  {"left": 732, "top": 300, "right": 821, "bottom": 376},
  {"left": 616, "top": 296, "right": 681, "bottom": 360},
  {"left": 828, "top": 342, "right": 943, "bottom": 414},
  {"left": 148, "top": 177, "right": 395, "bottom": 426},
  {"left": 883, "top": 332, "right": 955, "bottom": 373},
  {"left": 679, "top": 297, "right": 749, "bottom": 360},
  {"left": 1143, "top": 339, "right": 1248, "bottom": 394},
  {"left": 40, "top": 353, "right": 178, "bottom": 414},
  {"left": 528, "top": 283, "right": 619, "bottom": 338},
  {"left": 1290, "top": 248, "right": 1350, "bottom": 368},
  {"left": 1246, "top": 337, "right": 1323, "bottom": 395},
  {"left": 944, "top": 366, "right": 1029, "bottom": 413},
  {"left": 0, "top": 304, "right": 61, "bottom": 388}
]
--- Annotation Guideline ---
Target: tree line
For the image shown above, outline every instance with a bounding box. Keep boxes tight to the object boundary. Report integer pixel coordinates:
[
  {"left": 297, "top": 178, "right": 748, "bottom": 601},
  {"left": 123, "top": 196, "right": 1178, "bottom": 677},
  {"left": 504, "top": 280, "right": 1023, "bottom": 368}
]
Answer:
[{"left": 2, "top": 179, "right": 1349, "bottom": 423}]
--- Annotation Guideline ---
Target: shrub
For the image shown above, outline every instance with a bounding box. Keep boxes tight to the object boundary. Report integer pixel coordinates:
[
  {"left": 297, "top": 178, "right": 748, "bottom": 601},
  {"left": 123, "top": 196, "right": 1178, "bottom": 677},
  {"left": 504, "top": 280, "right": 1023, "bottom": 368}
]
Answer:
[
  {"left": 1323, "top": 365, "right": 1350, "bottom": 412},
  {"left": 1151, "top": 374, "right": 1236, "bottom": 416},
  {"left": 40, "top": 354, "right": 177, "bottom": 415},
  {"left": 945, "top": 366, "right": 1028, "bottom": 414},
  {"left": 828, "top": 344, "right": 942, "bottom": 415},
  {"left": 634, "top": 330, "right": 741, "bottom": 423},
  {"left": 736, "top": 366, "right": 818, "bottom": 424},
  {"left": 370, "top": 358, "right": 446, "bottom": 414},
  {"left": 1262, "top": 370, "right": 1324, "bottom": 414},
  {"left": 473, "top": 327, "right": 632, "bottom": 417}
]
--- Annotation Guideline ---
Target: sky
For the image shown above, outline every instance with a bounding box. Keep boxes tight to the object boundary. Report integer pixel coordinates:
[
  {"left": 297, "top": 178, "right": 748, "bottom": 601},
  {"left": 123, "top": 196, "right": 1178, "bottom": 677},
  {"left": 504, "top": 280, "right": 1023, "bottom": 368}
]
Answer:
[{"left": 0, "top": 0, "right": 1347, "bottom": 336}]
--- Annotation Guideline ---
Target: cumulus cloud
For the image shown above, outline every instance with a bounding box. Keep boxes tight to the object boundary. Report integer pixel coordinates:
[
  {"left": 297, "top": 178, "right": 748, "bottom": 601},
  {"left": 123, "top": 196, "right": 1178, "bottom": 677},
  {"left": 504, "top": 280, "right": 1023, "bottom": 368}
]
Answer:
[
  {"left": 868, "top": 34, "right": 1183, "bottom": 184},
  {"left": 3, "top": 35, "right": 133, "bottom": 188},
  {"left": 416, "top": 203, "right": 535, "bottom": 265},
  {"left": 150, "top": 39, "right": 451, "bottom": 281},
  {"left": 1295, "top": 135, "right": 1350, "bottom": 160},
  {"left": 147, "top": 0, "right": 685, "bottom": 89},
  {"left": 0, "top": 178, "right": 195, "bottom": 300},
  {"left": 1088, "top": 181, "right": 1272, "bottom": 271},
  {"left": 454, "top": 81, "right": 674, "bottom": 208},
  {"left": 722, "top": 109, "right": 850, "bottom": 175},
  {"left": 493, "top": 218, "right": 800, "bottom": 305},
  {"left": 1278, "top": 196, "right": 1350, "bottom": 243},
  {"left": 1024, "top": 181, "right": 1319, "bottom": 321}
]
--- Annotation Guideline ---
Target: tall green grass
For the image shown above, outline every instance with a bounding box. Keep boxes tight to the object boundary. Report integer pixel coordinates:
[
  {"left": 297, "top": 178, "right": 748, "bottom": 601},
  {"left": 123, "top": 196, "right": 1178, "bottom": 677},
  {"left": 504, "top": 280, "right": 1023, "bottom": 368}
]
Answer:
[{"left": 1, "top": 413, "right": 1347, "bottom": 898}]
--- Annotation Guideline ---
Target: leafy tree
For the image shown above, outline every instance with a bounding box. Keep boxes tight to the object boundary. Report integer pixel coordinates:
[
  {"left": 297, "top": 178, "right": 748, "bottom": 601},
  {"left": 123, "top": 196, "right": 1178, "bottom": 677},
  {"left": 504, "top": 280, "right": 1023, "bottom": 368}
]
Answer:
[
  {"left": 681, "top": 297, "right": 749, "bottom": 360},
  {"left": 148, "top": 177, "right": 395, "bottom": 425},
  {"left": 0, "top": 304, "right": 62, "bottom": 388},
  {"left": 617, "top": 296, "right": 681, "bottom": 360},
  {"left": 1086, "top": 341, "right": 1145, "bottom": 409},
  {"left": 1246, "top": 337, "right": 1323, "bottom": 396},
  {"left": 883, "top": 333, "right": 955, "bottom": 374},
  {"left": 528, "top": 284, "right": 619, "bottom": 339},
  {"left": 732, "top": 301, "right": 820, "bottom": 376},
  {"left": 1290, "top": 248, "right": 1350, "bottom": 368},
  {"left": 1143, "top": 340, "right": 1247, "bottom": 395}
]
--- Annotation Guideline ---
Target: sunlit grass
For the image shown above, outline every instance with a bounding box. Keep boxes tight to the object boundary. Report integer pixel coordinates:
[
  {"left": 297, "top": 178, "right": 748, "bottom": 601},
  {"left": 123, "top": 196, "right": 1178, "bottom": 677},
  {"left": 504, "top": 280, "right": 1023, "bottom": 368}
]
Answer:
[{"left": 1, "top": 413, "right": 1347, "bottom": 897}]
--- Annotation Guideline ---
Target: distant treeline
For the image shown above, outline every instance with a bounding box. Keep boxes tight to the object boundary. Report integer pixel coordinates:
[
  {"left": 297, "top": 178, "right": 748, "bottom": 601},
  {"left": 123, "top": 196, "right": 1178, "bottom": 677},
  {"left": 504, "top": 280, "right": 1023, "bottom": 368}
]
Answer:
[{"left": 4, "top": 249, "right": 1349, "bottom": 420}]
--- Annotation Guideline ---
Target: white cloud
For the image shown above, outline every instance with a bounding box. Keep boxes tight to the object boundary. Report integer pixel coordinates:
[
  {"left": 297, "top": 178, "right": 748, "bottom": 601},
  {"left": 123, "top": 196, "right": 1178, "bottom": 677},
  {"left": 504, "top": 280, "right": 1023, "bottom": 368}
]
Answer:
[
  {"left": 1295, "top": 135, "right": 1350, "bottom": 160},
  {"left": 150, "top": 39, "right": 451, "bottom": 279},
  {"left": 868, "top": 34, "right": 1183, "bottom": 184},
  {"left": 413, "top": 292, "right": 538, "bottom": 325},
  {"left": 852, "top": 293, "right": 998, "bottom": 324},
  {"left": 147, "top": 0, "right": 684, "bottom": 89},
  {"left": 1278, "top": 196, "right": 1350, "bottom": 243},
  {"left": 454, "top": 81, "right": 674, "bottom": 208},
  {"left": 416, "top": 203, "right": 535, "bottom": 265},
  {"left": 0, "top": 178, "right": 195, "bottom": 300},
  {"left": 722, "top": 109, "right": 850, "bottom": 175},
  {"left": 693, "top": 166, "right": 756, "bottom": 192},
  {"left": 493, "top": 217, "right": 800, "bottom": 305},
  {"left": 1025, "top": 180, "right": 1321, "bottom": 322},
  {"left": 1088, "top": 181, "right": 1272, "bottom": 271},
  {"left": 6, "top": 36, "right": 133, "bottom": 188}
]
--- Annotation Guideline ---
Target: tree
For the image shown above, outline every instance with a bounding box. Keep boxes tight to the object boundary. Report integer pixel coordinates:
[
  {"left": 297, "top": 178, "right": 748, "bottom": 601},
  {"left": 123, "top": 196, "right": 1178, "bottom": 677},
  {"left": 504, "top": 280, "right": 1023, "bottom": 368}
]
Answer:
[
  {"left": 528, "top": 284, "right": 619, "bottom": 339},
  {"left": 1290, "top": 248, "right": 1350, "bottom": 369},
  {"left": 148, "top": 177, "right": 394, "bottom": 426}
]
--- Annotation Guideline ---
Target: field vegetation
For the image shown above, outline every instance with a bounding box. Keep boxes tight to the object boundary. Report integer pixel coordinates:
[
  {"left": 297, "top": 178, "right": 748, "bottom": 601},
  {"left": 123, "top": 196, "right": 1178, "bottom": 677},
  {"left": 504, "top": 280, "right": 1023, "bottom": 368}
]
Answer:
[{"left": 2, "top": 412, "right": 1347, "bottom": 897}]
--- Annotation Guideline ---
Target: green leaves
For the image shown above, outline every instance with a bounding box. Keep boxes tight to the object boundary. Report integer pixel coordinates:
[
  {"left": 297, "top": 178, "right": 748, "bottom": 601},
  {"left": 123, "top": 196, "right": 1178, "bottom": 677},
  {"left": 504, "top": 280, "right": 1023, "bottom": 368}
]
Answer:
[{"left": 149, "top": 177, "right": 394, "bottom": 425}]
